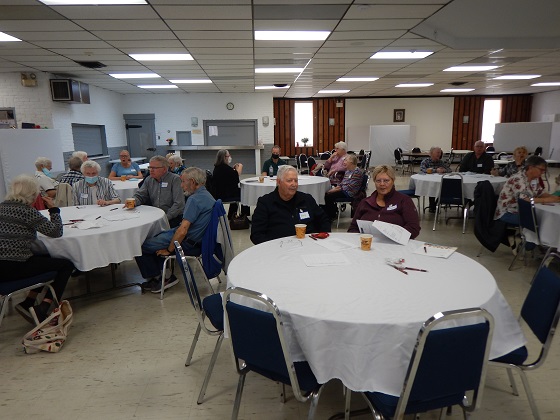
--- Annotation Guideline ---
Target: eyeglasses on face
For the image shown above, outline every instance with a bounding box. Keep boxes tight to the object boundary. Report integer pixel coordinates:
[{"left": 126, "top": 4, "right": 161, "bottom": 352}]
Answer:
[
  {"left": 375, "top": 178, "right": 392, "bottom": 184},
  {"left": 148, "top": 166, "right": 164, "bottom": 170}
]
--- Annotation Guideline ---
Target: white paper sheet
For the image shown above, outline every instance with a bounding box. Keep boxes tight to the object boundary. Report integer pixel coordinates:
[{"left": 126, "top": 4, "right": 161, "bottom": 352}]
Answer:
[
  {"left": 103, "top": 213, "right": 141, "bottom": 221},
  {"left": 301, "top": 253, "right": 351, "bottom": 267},
  {"left": 76, "top": 220, "right": 104, "bottom": 230},
  {"left": 356, "top": 219, "right": 376, "bottom": 235},
  {"left": 413, "top": 242, "right": 457, "bottom": 258},
  {"left": 372, "top": 220, "right": 410, "bottom": 245},
  {"left": 312, "top": 237, "right": 356, "bottom": 252}
]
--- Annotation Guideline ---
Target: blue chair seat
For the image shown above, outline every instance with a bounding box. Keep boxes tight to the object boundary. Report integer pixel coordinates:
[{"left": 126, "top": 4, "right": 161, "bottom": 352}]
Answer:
[
  {"left": 365, "top": 391, "right": 465, "bottom": 419},
  {"left": 202, "top": 293, "right": 224, "bottom": 331},
  {"left": 0, "top": 272, "right": 57, "bottom": 295},
  {"left": 492, "top": 346, "right": 529, "bottom": 365}
]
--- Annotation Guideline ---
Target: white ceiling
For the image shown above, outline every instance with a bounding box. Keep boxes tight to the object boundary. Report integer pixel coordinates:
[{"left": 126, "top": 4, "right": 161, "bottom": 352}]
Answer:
[{"left": 0, "top": 0, "right": 559, "bottom": 97}]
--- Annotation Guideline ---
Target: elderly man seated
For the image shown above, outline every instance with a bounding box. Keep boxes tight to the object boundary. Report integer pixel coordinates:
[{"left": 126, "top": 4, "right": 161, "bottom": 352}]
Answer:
[
  {"left": 72, "top": 160, "right": 120, "bottom": 206},
  {"left": 135, "top": 167, "right": 215, "bottom": 293},
  {"left": 34, "top": 156, "right": 58, "bottom": 198},
  {"left": 59, "top": 156, "right": 85, "bottom": 186},
  {"left": 459, "top": 140, "right": 494, "bottom": 174},
  {"left": 419, "top": 146, "right": 451, "bottom": 212},
  {"left": 250, "top": 165, "right": 330, "bottom": 245}
]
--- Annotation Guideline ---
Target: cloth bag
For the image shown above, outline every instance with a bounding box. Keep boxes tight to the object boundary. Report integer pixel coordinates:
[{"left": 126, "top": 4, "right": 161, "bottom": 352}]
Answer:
[
  {"left": 230, "top": 214, "right": 250, "bottom": 230},
  {"left": 22, "top": 300, "right": 73, "bottom": 354}
]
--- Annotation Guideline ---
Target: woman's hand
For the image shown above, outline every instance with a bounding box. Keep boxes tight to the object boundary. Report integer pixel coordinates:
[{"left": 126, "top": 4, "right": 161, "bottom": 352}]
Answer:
[
  {"left": 42, "top": 196, "right": 55, "bottom": 208},
  {"left": 98, "top": 199, "right": 108, "bottom": 206}
]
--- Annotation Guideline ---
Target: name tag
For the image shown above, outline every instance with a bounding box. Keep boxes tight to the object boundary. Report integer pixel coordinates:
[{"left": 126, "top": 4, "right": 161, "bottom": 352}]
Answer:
[
  {"left": 299, "top": 211, "right": 310, "bottom": 220},
  {"left": 81, "top": 193, "right": 88, "bottom": 199},
  {"left": 161, "top": 182, "right": 168, "bottom": 187},
  {"left": 387, "top": 204, "right": 397, "bottom": 211},
  {"left": 477, "top": 163, "right": 482, "bottom": 167},
  {"left": 131, "top": 169, "right": 137, "bottom": 173}
]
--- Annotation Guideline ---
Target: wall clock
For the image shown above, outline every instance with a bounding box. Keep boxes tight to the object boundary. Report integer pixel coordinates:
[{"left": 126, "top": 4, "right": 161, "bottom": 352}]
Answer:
[{"left": 226, "top": 102, "right": 234, "bottom": 110}]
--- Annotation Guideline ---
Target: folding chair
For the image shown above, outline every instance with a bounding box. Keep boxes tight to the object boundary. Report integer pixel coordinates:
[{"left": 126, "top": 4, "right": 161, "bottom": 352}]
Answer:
[
  {"left": 334, "top": 172, "right": 369, "bottom": 228},
  {"left": 175, "top": 242, "right": 224, "bottom": 405},
  {"left": 0, "top": 272, "right": 58, "bottom": 328},
  {"left": 359, "top": 308, "right": 494, "bottom": 420},
  {"left": 394, "top": 148, "right": 412, "bottom": 175},
  {"left": 397, "top": 189, "right": 421, "bottom": 218},
  {"left": 491, "top": 251, "right": 560, "bottom": 420},
  {"left": 433, "top": 173, "right": 471, "bottom": 234},
  {"left": 298, "top": 154, "right": 308, "bottom": 174},
  {"left": 508, "top": 197, "right": 548, "bottom": 271},
  {"left": 224, "top": 287, "right": 324, "bottom": 420}
]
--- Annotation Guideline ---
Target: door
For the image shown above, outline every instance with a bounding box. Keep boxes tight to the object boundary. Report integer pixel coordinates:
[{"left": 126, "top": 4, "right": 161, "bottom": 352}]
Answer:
[{"left": 123, "top": 114, "right": 156, "bottom": 159}]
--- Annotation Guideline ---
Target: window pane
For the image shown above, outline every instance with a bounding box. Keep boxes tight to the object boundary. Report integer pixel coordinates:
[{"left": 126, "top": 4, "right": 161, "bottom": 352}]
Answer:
[
  {"left": 481, "top": 99, "right": 502, "bottom": 144},
  {"left": 72, "top": 124, "right": 107, "bottom": 156},
  {"left": 294, "top": 102, "right": 313, "bottom": 147}
]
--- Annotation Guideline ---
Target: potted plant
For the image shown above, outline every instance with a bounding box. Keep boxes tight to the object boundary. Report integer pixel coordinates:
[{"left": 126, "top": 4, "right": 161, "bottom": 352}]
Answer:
[{"left": 301, "top": 137, "right": 309, "bottom": 146}]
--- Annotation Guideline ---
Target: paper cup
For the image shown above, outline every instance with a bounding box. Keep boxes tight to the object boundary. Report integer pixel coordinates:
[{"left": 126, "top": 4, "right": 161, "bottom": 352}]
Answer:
[
  {"left": 295, "top": 224, "right": 307, "bottom": 239},
  {"left": 258, "top": 176, "right": 264, "bottom": 183},
  {"left": 360, "top": 234, "right": 373, "bottom": 251},
  {"left": 427, "top": 168, "right": 433, "bottom": 174},
  {"left": 120, "top": 175, "right": 126, "bottom": 181},
  {"left": 125, "top": 198, "right": 136, "bottom": 209}
]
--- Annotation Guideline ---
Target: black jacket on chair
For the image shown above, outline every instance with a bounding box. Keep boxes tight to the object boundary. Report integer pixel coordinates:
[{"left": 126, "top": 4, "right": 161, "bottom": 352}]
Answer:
[{"left": 473, "top": 180, "right": 509, "bottom": 252}]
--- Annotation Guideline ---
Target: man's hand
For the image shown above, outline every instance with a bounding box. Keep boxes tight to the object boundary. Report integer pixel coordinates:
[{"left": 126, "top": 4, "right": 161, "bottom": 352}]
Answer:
[{"left": 156, "top": 248, "right": 172, "bottom": 257}]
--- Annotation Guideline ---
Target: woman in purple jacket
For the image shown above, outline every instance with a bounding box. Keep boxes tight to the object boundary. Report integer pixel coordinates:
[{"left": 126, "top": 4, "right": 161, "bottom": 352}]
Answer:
[{"left": 348, "top": 165, "right": 420, "bottom": 239}]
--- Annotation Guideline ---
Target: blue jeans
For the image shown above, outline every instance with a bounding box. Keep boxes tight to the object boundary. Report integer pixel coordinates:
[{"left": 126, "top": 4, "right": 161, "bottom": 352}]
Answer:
[
  {"left": 499, "top": 212, "right": 519, "bottom": 226},
  {"left": 135, "top": 228, "right": 200, "bottom": 279}
]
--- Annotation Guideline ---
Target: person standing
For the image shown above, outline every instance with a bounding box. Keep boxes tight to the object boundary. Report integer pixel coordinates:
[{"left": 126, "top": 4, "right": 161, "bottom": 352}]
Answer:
[
  {"left": 213, "top": 149, "right": 250, "bottom": 219},
  {"left": 261, "top": 145, "right": 287, "bottom": 176},
  {"left": 459, "top": 141, "right": 494, "bottom": 174}
]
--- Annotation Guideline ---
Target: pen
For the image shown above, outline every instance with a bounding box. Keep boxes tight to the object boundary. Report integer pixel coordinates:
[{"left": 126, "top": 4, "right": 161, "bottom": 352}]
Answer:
[
  {"left": 308, "top": 235, "right": 317, "bottom": 241},
  {"left": 110, "top": 207, "right": 118, "bottom": 211},
  {"left": 95, "top": 216, "right": 101, "bottom": 220},
  {"left": 403, "top": 267, "right": 428, "bottom": 272},
  {"left": 424, "top": 246, "right": 427, "bottom": 253},
  {"left": 69, "top": 219, "right": 84, "bottom": 222},
  {"left": 390, "top": 265, "right": 408, "bottom": 275}
]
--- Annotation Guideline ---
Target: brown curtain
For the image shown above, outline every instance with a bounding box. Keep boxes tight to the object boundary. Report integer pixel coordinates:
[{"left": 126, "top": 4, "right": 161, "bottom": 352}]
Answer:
[
  {"left": 452, "top": 94, "right": 532, "bottom": 149},
  {"left": 273, "top": 98, "right": 345, "bottom": 156}
]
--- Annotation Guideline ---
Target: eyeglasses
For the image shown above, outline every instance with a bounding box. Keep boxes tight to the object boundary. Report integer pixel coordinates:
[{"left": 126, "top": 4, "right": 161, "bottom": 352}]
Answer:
[
  {"left": 534, "top": 166, "right": 547, "bottom": 173},
  {"left": 375, "top": 179, "right": 392, "bottom": 185},
  {"left": 148, "top": 166, "right": 164, "bottom": 170}
]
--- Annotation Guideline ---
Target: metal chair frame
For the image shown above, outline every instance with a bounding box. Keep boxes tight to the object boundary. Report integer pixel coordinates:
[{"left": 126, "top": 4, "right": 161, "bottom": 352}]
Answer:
[
  {"left": 334, "top": 172, "right": 369, "bottom": 228},
  {"left": 394, "top": 148, "right": 413, "bottom": 175},
  {"left": 491, "top": 251, "right": 560, "bottom": 420},
  {"left": 433, "top": 173, "right": 470, "bottom": 234},
  {"left": 508, "top": 197, "right": 547, "bottom": 271},
  {"left": 224, "top": 286, "right": 324, "bottom": 420},
  {"left": 175, "top": 242, "right": 224, "bottom": 405},
  {"left": 298, "top": 154, "right": 308, "bottom": 174}
]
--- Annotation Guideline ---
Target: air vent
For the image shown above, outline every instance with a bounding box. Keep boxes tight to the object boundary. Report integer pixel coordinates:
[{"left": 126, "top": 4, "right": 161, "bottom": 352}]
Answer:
[
  {"left": 450, "top": 81, "right": 467, "bottom": 86},
  {"left": 50, "top": 79, "right": 90, "bottom": 104},
  {"left": 273, "top": 83, "right": 288, "bottom": 88},
  {"left": 74, "top": 60, "right": 106, "bottom": 69}
]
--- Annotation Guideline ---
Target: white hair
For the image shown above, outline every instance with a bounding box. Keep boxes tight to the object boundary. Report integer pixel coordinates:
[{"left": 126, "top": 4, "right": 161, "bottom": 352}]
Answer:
[
  {"left": 334, "top": 141, "right": 347, "bottom": 151},
  {"left": 81, "top": 160, "right": 101, "bottom": 173}
]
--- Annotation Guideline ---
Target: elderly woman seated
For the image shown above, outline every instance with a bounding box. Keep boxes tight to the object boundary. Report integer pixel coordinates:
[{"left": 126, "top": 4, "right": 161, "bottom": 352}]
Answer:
[
  {"left": 34, "top": 156, "right": 58, "bottom": 198},
  {"left": 72, "top": 160, "right": 120, "bottom": 206},
  {"left": 168, "top": 154, "right": 186, "bottom": 175}
]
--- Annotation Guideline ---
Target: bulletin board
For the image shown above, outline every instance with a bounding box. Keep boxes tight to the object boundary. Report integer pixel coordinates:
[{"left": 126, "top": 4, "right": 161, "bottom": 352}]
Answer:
[{"left": 203, "top": 119, "right": 258, "bottom": 146}]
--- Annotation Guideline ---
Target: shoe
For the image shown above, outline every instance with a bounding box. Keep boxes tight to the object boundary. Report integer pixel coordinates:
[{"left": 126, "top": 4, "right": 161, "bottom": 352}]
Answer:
[
  {"left": 140, "top": 278, "right": 159, "bottom": 292},
  {"left": 15, "top": 304, "right": 35, "bottom": 325},
  {"left": 71, "top": 269, "right": 84, "bottom": 277},
  {"left": 29, "top": 302, "right": 51, "bottom": 325},
  {"left": 151, "top": 274, "right": 179, "bottom": 293},
  {"left": 428, "top": 208, "right": 436, "bottom": 213}
]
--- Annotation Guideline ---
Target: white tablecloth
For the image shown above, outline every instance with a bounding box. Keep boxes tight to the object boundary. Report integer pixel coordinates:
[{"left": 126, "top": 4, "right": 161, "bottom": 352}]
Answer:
[
  {"left": 227, "top": 232, "right": 526, "bottom": 395},
  {"left": 524, "top": 203, "right": 560, "bottom": 249},
  {"left": 38, "top": 204, "right": 169, "bottom": 271},
  {"left": 240, "top": 175, "right": 330, "bottom": 206},
  {"left": 409, "top": 173, "right": 506, "bottom": 200},
  {"left": 112, "top": 179, "right": 141, "bottom": 202}
]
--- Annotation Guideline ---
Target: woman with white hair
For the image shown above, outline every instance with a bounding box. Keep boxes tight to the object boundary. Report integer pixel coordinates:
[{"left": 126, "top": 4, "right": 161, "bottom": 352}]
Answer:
[
  {"left": 34, "top": 156, "right": 58, "bottom": 198},
  {"left": 168, "top": 154, "right": 186, "bottom": 175},
  {"left": 73, "top": 160, "right": 120, "bottom": 206},
  {"left": 0, "top": 174, "right": 74, "bottom": 324},
  {"left": 323, "top": 141, "right": 348, "bottom": 185}
]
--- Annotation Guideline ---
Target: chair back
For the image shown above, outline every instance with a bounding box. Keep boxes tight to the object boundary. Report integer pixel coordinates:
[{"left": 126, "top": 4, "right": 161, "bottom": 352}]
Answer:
[
  {"left": 394, "top": 148, "right": 402, "bottom": 163},
  {"left": 175, "top": 242, "right": 203, "bottom": 312},
  {"left": 411, "top": 147, "right": 421, "bottom": 153},
  {"left": 320, "top": 152, "right": 331, "bottom": 159},
  {"left": 224, "top": 287, "right": 318, "bottom": 399},
  {"left": 486, "top": 146, "right": 495, "bottom": 152},
  {"left": 54, "top": 183, "right": 73, "bottom": 207},
  {"left": 205, "top": 169, "right": 216, "bottom": 198},
  {"left": 534, "top": 146, "right": 543, "bottom": 156},
  {"left": 393, "top": 308, "right": 494, "bottom": 418},
  {"left": 521, "top": 251, "right": 560, "bottom": 361},
  {"left": 307, "top": 156, "right": 317, "bottom": 172},
  {"left": 438, "top": 173, "right": 465, "bottom": 206},
  {"left": 200, "top": 199, "right": 231, "bottom": 278},
  {"left": 517, "top": 197, "right": 538, "bottom": 235}
]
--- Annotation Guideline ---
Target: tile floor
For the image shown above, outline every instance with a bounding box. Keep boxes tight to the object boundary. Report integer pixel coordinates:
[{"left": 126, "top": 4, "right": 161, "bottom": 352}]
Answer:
[{"left": 1, "top": 172, "right": 559, "bottom": 420}]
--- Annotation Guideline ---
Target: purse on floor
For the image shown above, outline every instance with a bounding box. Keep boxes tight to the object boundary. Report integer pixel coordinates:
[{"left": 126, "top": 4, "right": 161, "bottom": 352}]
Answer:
[
  {"left": 22, "top": 300, "right": 73, "bottom": 354},
  {"left": 230, "top": 214, "right": 250, "bottom": 230}
]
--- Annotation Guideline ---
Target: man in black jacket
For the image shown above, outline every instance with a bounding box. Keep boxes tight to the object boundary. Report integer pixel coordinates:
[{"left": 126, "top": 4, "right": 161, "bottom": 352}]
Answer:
[{"left": 250, "top": 165, "right": 331, "bottom": 244}]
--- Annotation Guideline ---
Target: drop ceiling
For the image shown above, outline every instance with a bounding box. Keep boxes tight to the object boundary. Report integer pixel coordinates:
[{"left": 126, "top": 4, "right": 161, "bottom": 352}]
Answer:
[{"left": 0, "top": 0, "right": 559, "bottom": 97}]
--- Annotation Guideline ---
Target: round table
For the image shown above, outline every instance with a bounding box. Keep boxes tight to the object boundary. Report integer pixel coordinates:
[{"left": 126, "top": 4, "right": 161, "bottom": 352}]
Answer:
[
  {"left": 227, "top": 232, "right": 525, "bottom": 395},
  {"left": 240, "top": 175, "right": 330, "bottom": 206},
  {"left": 525, "top": 203, "right": 560, "bottom": 250},
  {"left": 38, "top": 204, "right": 169, "bottom": 271},
  {"left": 111, "top": 179, "right": 141, "bottom": 202},
  {"left": 409, "top": 173, "right": 506, "bottom": 200}
]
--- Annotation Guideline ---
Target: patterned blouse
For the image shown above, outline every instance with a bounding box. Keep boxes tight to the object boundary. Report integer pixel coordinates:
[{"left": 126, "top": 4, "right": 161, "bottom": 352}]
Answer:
[
  {"left": 494, "top": 170, "right": 542, "bottom": 219},
  {"left": 340, "top": 168, "right": 364, "bottom": 197},
  {"left": 0, "top": 200, "right": 62, "bottom": 261},
  {"left": 497, "top": 161, "right": 524, "bottom": 178}
]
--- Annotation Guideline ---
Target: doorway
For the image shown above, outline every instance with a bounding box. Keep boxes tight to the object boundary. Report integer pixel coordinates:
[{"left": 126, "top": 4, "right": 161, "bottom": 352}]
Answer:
[{"left": 123, "top": 114, "right": 156, "bottom": 159}]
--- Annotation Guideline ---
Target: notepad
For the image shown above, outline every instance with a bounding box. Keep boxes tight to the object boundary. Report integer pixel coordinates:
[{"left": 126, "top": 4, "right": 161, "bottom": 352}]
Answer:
[{"left": 414, "top": 242, "right": 457, "bottom": 258}]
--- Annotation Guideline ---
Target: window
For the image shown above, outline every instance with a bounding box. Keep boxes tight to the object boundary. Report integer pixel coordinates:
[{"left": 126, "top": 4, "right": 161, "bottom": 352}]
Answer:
[
  {"left": 71, "top": 123, "right": 108, "bottom": 157},
  {"left": 481, "top": 99, "right": 502, "bottom": 143},
  {"left": 294, "top": 102, "right": 313, "bottom": 147}
]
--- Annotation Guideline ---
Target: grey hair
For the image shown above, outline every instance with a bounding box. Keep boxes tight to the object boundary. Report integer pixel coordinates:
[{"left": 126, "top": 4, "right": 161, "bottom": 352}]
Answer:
[
  {"left": 345, "top": 154, "right": 358, "bottom": 166},
  {"left": 214, "top": 149, "right": 229, "bottom": 166},
  {"left": 334, "top": 141, "right": 348, "bottom": 151},
  {"left": 182, "top": 167, "right": 206, "bottom": 186},
  {"left": 429, "top": 146, "right": 442, "bottom": 154},
  {"left": 72, "top": 151, "right": 88, "bottom": 160},
  {"left": 68, "top": 156, "right": 83, "bottom": 171},
  {"left": 525, "top": 155, "right": 547, "bottom": 169},
  {"left": 168, "top": 154, "right": 183, "bottom": 165},
  {"left": 119, "top": 149, "right": 130, "bottom": 157},
  {"left": 277, "top": 165, "right": 297, "bottom": 181},
  {"left": 34, "top": 157, "right": 51, "bottom": 170},
  {"left": 5, "top": 174, "right": 40, "bottom": 205},
  {"left": 150, "top": 155, "right": 168, "bottom": 168},
  {"left": 81, "top": 160, "right": 101, "bottom": 173}
]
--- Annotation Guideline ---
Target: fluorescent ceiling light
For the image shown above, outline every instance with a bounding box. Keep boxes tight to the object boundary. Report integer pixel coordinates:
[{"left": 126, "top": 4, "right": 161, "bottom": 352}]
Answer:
[
  {"left": 440, "top": 88, "right": 475, "bottom": 92},
  {"left": 137, "top": 85, "right": 178, "bottom": 89},
  {"left": 370, "top": 51, "right": 433, "bottom": 59},
  {"left": 255, "top": 68, "right": 303, "bottom": 73},
  {"left": 336, "top": 77, "right": 378, "bottom": 82},
  {"left": 531, "top": 82, "right": 560, "bottom": 87},
  {"left": 318, "top": 89, "right": 350, "bottom": 94},
  {"left": 169, "top": 79, "right": 212, "bottom": 84},
  {"left": 0, "top": 32, "right": 21, "bottom": 42},
  {"left": 395, "top": 83, "right": 434, "bottom": 88},
  {"left": 255, "top": 31, "right": 330, "bottom": 41},
  {"left": 39, "top": 0, "right": 146, "bottom": 4},
  {"left": 493, "top": 75, "right": 540, "bottom": 80},
  {"left": 130, "top": 53, "right": 192, "bottom": 61},
  {"left": 255, "top": 85, "right": 290, "bottom": 90},
  {"left": 444, "top": 65, "right": 500, "bottom": 71},
  {"left": 110, "top": 73, "right": 160, "bottom": 79}
]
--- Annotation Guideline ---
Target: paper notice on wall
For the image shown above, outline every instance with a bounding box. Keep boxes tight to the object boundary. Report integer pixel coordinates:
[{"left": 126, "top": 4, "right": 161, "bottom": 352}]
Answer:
[{"left": 209, "top": 126, "right": 219, "bottom": 136}]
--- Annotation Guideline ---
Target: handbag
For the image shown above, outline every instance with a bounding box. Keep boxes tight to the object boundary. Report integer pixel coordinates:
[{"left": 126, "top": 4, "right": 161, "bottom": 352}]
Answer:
[
  {"left": 230, "top": 214, "right": 250, "bottom": 230},
  {"left": 22, "top": 300, "right": 73, "bottom": 354}
]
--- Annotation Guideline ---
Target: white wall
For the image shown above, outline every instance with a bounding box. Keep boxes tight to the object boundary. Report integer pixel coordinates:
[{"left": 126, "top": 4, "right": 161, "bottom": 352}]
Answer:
[
  {"left": 345, "top": 97, "right": 454, "bottom": 151},
  {"left": 122, "top": 93, "right": 274, "bottom": 147},
  {"left": 532, "top": 90, "right": 560, "bottom": 121}
]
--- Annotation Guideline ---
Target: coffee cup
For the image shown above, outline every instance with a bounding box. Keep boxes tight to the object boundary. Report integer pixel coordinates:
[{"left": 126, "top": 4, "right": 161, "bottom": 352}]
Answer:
[
  {"left": 360, "top": 234, "right": 373, "bottom": 251},
  {"left": 125, "top": 198, "right": 136, "bottom": 209},
  {"left": 258, "top": 176, "right": 264, "bottom": 183},
  {"left": 295, "top": 224, "right": 307, "bottom": 239},
  {"left": 427, "top": 168, "right": 433, "bottom": 174},
  {"left": 121, "top": 175, "right": 126, "bottom": 181}
]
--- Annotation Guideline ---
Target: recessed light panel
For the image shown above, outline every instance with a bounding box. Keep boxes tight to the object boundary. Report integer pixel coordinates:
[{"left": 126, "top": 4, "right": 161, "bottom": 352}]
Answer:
[
  {"left": 0, "top": 32, "right": 21, "bottom": 42},
  {"left": 493, "top": 75, "right": 540, "bottom": 80},
  {"left": 531, "top": 82, "right": 560, "bottom": 86},
  {"left": 336, "top": 77, "right": 378, "bottom": 82},
  {"left": 440, "top": 88, "right": 475, "bottom": 92},
  {"left": 110, "top": 73, "right": 160, "bottom": 79},
  {"left": 40, "top": 0, "right": 146, "bottom": 4},
  {"left": 255, "top": 68, "right": 303, "bottom": 73},
  {"left": 444, "top": 65, "right": 500, "bottom": 71},
  {"left": 169, "top": 79, "right": 212, "bottom": 84},
  {"left": 255, "top": 31, "right": 330, "bottom": 41},
  {"left": 318, "top": 89, "right": 350, "bottom": 94},
  {"left": 137, "top": 85, "right": 178, "bottom": 89},
  {"left": 395, "top": 83, "right": 434, "bottom": 88},
  {"left": 255, "top": 85, "right": 290, "bottom": 90},
  {"left": 130, "top": 54, "right": 192, "bottom": 61},
  {"left": 370, "top": 51, "right": 433, "bottom": 59}
]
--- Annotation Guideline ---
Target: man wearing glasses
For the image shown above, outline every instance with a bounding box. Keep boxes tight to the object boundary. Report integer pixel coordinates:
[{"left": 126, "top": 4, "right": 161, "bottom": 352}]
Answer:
[
  {"left": 495, "top": 155, "right": 560, "bottom": 227},
  {"left": 133, "top": 155, "right": 185, "bottom": 228}
]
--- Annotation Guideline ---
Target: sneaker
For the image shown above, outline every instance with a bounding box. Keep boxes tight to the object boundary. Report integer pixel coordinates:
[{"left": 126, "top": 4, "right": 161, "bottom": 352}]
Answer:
[
  {"left": 151, "top": 274, "right": 179, "bottom": 294},
  {"left": 15, "top": 304, "right": 35, "bottom": 325},
  {"left": 140, "top": 278, "right": 159, "bottom": 292}
]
